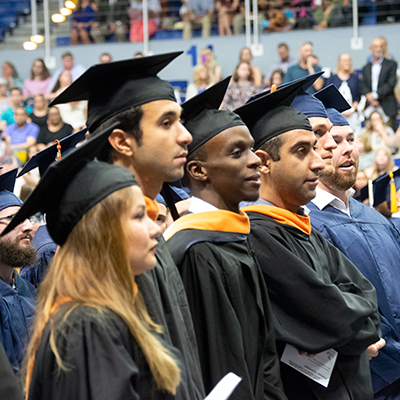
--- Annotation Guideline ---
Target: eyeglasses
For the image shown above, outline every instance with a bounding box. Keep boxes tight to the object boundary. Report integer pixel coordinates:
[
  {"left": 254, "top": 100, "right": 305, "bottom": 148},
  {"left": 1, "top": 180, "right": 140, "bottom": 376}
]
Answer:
[{"left": 0, "top": 214, "right": 36, "bottom": 226}]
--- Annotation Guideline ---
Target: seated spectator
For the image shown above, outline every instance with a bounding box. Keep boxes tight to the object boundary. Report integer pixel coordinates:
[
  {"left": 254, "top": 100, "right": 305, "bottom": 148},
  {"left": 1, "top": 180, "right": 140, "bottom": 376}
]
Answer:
[
  {"left": 326, "top": 53, "right": 362, "bottom": 135},
  {"left": 264, "top": 0, "right": 293, "bottom": 32},
  {"left": 70, "top": 0, "right": 98, "bottom": 45},
  {"left": 99, "top": 52, "right": 113, "bottom": 63},
  {"left": 47, "top": 53, "right": 86, "bottom": 95},
  {"left": 129, "top": 0, "right": 161, "bottom": 42},
  {"left": 56, "top": 101, "right": 87, "bottom": 131},
  {"left": 362, "top": 111, "right": 394, "bottom": 151},
  {"left": 0, "top": 78, "right": 9, "bottom": 116},
  {"left": 265, "top": 42, "right": 296, "bottom": 86},
  {"left": 365, "top": 146, "right": 398, "bottom": 180},
  {"left": 1, "top": 62, "right": 23, "bottom": 95},
  {"left": 36, "top": 107, "right": 73, "bottom": 146},
  {"left": 292, "top": 0, "right": 315, "bottom": 29},
  {"left": 283, "top": 42, "right": 323, "bottom": 93},
  {"left": 215, "top": 0, "right": 239, "bottom": 36},
  {"left": 222, "top": 61, "right": 260, "bottom": 110},
  {"left": 29, "top": 95, "right": 48, "bottom": 132},
  {"left": 267, "top": 68, "right": 284, "bottom": 89},
  {"left": 238, "top": 46, "right": 262, "bottom": 86},
  {"left": 186, "top": 64, "right": 212, "bottom": 100},
  {"left": 23, "top": 59, "right": 51, "bottom": 101},
  {"left": 181, "top": 0, "right": 214, "bottom": 40},
  {"left": 47, "top": 70, "right": 73, "bottom": 102},
  {"left": 4, "top": 108, "right": 39, "bottom": 164},
  {"left": 313, "top": 0, "right": 334, "bottom": 29},
  {"left": 354, "top": 169, "right": 369, "bottom": 198},
  {"left": 199, "top": 48, "right": 222, "bottom": 84},
  {"left": 356, "top": 134, "right": 375, "bottom": 170},
  {"left": 92, "top": 0, "right": 128, "bottom": 43},
  {"left": 0, "top": 88, "right": 33, "bottom": 130},
  {"left": 0, "top": 187, "right": 37, "bottom": 375}
]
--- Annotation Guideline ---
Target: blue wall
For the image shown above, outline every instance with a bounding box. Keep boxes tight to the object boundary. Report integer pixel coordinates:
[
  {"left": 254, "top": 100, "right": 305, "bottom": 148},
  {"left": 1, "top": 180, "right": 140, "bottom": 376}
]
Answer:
[{"left": 1, "top": 23, "right": 399, "bottom": 82}]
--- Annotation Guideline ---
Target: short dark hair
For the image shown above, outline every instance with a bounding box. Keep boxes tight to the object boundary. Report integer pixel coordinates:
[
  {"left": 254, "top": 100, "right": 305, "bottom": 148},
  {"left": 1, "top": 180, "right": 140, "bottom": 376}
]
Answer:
[
  {"left": 90, "top": 106, "right": 143, "bottom": 164},
  {"left": 258, "top": 135, "right": 283, "bottom": 162},
  {"left": 11, "top": 87, "right": 22, "bottom": 95},
  {"left": 278, "top": 42, "right": 289, "bottom": 50},
  {"left": 62, "top": 52, "right": 73, "bottom": 59}
]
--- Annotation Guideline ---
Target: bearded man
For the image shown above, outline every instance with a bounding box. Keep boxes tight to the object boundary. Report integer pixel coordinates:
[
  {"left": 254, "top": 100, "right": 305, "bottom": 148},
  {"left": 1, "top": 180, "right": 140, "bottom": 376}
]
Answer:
[
  {"left": 0, "top": 178, "right": 37, "bottom": 375},
  {"left": 308, "top": 108, "right": 400, "bottom": 400}
]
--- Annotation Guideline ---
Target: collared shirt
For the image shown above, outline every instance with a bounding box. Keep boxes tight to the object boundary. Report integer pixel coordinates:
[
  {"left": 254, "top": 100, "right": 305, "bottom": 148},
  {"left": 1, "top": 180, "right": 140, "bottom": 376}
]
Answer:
[
  {"left": 311, "top": 187, "right": 355, "bottom": 217},
  {"left": 241, "top": 198, "right": 310, "bottom": 215},
  {"left": 188, "top": 196, "right": 218, "bottom": 214},
  {"left": 371, "top": 57, "right": 383, "bottom": 99}
]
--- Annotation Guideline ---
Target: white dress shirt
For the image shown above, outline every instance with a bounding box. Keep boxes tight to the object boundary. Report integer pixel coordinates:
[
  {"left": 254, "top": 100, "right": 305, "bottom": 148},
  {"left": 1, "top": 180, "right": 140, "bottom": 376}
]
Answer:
[
  {"left": 311, "top": 187, "right": 355, "bottom": 217},
  {"left": 188, "top": 196, "right": 219, "bottom": 214},
  {"left": 371, "top": 57, "right": 383, "bottom": 99}
]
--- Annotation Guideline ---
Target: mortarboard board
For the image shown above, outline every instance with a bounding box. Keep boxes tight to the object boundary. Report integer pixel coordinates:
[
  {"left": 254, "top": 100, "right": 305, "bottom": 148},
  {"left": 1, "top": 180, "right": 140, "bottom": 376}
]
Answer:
[
  {"left": 182, "top": 76, "right": 245, "bottom": 155},
  {"left": 356, "top": 168, "right": 400, "bottom": 209},
  {"left": 1, "top": 122, "right": 138, "bottom": 245},
  {"left": 234, "top": 73, "right": 321, "bottom": 149},
  {"left": 314, "top": 84, "right": 351, "bottom": 113},
  {"left": 18, "top": 129, "right": 87, "bottom": 178},
  {"left": 0, "top": 168, "right": 23, "bottom": 211},
  {"left": 246, "top": 71, "right": 324, "bottom": 104},
  {"left": 326, "top": 108, "right": 349, "bottom": 127},
  {"left": 49, "top": 52, "right": 182, "bottom": 132}
]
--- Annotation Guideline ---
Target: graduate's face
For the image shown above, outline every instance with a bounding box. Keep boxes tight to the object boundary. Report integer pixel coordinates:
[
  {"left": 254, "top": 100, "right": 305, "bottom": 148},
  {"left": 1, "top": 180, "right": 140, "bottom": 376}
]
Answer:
[
  {"left": 133, "top": 100, "right": 192, "bottom": 185},
  {"left": 308, "top": 117, "right": 336, "bottom": 178},
  {"left": 201, "top": 125, "right": 261, "bottom": 211},
  {"left": 0, "top": 206, "right": 37, "bottom": 268},
  {"left": 266, "top": 129, "right": 325, "bottom": 210},
  {"left": 127, "top": 186, "right": 161, "bottom": 275},
  {"left": 319, "top": 125, "right": 358, "bottom": 191}
]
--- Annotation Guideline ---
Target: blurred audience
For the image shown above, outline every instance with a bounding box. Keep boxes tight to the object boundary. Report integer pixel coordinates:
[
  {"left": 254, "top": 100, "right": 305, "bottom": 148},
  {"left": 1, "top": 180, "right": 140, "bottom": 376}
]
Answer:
[
  {"left": 283, "top": 41, "right": 323, "bottom": 93},
  {"left": 265, "top": 42, "right": 296, "bottom": 85},
  {"left": 326, "top": 53, "right": 361, "bottom": 134},
  {"left": 186, "top": 64, "right": 212, "bottom": 100},
  {"left": 198, "top": 48, "right": 222, "bottom": 84},
  {"left": 365, "top": 146, "right": 398, "bottom": 180},
  {"left": 215, "top": 0, "right": 240, "bottom": 36},
  {"left": 222, "top": 61, "right": 259, "bottom": 110},
  {"left": 238, "top": 47, "right": 262, "bottom": 86},
  {"left": 56, "top": 101, "right": 87, "bottom": 131},
  {"left": 47, "top": 52, "right": 86, "bottom": 94},
  {"left": 29, "top": 94, "right": 48, "bottom": 132},
  {"left": 129, "top": 0, "right": 161, "bottom": 42},
  {"left": 361, "top": 111, "right": 394, "bottom": 151},
  {"left": 266, "top": 68, "right": 284, "bottom": 89},
  {"left": 0, "top": 88, "right": 32, "bottom": 130},
  {"left": 181, "top": 0, "right": 214, "bottom": 39},
  {"left": 360, "top": 38, "right": 398, "bottom": 131},
  {"left": 99, "top": 52, "right": 113, "bottom": 63},
  {"left": 1, "top": 62, "right": 23, "bottom": 94},
  {"left": 0, "top": 78, "right": 10, "bottom": 115},
  {"left": 70, "top": 0, "right": 98, "bottom": 45},
  {"left": 47, "top": 70, "right": 73, "bottom": 102},
  {"left": 36, "top": 107, "right": 73, "bottom": 146},
  {"left": 92, "top": 0, "right": 128, "bottom": 43},
  {"left": 356, "top": 135, "right": 375, "bottom": 171},
  {"left": 23, "top": 59, "right": 51, "bottom": 100}
]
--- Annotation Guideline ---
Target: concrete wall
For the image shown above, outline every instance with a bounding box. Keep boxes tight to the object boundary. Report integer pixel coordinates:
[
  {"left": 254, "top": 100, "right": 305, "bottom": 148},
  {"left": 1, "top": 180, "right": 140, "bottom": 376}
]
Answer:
[{"left": 0, "top": 23, "right": 399, "bottom": 83}]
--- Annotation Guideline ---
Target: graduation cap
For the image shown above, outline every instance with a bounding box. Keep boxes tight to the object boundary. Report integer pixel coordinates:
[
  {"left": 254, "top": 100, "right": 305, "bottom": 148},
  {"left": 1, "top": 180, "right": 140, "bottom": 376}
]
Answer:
[
  {"left": 0, "top": 168, "right": 23, "bottom": 211},
  {"left": 291, "top": 87, "right": 328, "bottom": 119},
  {"left": 1, "top": 122, "right": 138, "bottom": 245},
  {"left": 314, "top": 84, "right": 351, "bottom": 113},
  {"left": 246, "top": 71, "right": 324, "bottom": 104},
  {"left": 234, "top": 73, "right": 321, "bottom": 149},
  {"left": 356, "top": 168, "right": 400, "bottom": 212},
  {"left": 49, "top": 52, "right": 182, "bottom": 132},
  {"left": 326, "top": 108, "right": 349, "bottom": 127},
  {"left": 182, "top": 76, "right": 245, "bottom": 154},
  {"left": 18, "top": 128, "right": 87, "bottom": 178}
]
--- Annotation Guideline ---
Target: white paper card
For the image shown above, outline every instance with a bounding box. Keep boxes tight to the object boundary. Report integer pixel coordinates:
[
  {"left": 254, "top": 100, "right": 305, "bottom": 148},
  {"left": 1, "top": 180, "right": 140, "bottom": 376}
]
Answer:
[
  {"left": 204, "top": 372, "right": 242, "bottom": 400},
  {"left": 281, "top": 344, "right": 338, "bottom": 388}
]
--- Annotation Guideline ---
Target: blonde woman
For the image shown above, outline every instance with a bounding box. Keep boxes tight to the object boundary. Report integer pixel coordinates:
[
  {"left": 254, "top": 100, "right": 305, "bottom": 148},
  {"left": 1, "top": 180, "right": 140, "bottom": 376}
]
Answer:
[
  {"left": 365, "top": 146, "right": 398, "bottom": 181},
  {"left": 199, "top": 48, "right": 222, "bottom": 84},
  {"left": 6, "top": 147, "right": 185, "bottom": 399},
  {"left": 186, "top": 64, "right": 212, "bottom": 100}
]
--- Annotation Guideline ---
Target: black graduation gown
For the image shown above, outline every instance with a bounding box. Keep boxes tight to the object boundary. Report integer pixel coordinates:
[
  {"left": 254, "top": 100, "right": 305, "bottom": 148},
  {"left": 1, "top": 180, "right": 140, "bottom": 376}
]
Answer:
[
  {"left": 246, "top": 210, "right": 381, "bottom": 400},
  {"left": 167, "top": 222, "right": 287, "bottom": 400},
  {"left": 0, "top": 341, "right": 23, "bottom": 400},
  {"left": 28, "top": 305, "right": 189, "bottom": 400},
  {"left": 135, "top": 236, "right": 204, "bottom": 400}
]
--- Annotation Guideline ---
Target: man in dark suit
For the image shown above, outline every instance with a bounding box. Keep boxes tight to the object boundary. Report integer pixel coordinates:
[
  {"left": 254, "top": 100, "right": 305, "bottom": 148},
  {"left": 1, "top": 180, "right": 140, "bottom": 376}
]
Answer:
[{"left": 360, "top": 38, "right": 398, "bottom": 131}]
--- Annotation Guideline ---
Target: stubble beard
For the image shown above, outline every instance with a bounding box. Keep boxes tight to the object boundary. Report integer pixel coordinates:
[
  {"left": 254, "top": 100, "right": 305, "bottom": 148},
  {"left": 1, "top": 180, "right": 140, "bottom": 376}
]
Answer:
[{"left": 320, "top": 161, "right": 359, "bottom": 192}]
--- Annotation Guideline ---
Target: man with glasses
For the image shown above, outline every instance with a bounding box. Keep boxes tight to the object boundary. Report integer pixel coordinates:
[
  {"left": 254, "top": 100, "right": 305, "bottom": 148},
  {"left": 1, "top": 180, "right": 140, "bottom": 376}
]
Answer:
[{"left": 0, "top": 171, "right": 37, "bottom": 376}]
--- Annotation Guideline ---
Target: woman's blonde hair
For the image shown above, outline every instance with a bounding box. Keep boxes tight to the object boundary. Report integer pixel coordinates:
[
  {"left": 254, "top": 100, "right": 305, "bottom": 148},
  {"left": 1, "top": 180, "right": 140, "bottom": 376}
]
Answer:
[
  {"left": 24, "top": 187, "right": 180, "bottom": 397},
  {"left": 336, "top": 53, "right": 354, "bottom": 74},
  {"left": 193, "top": 64, "right": 211, "bottom": 87},
  {"left": 370, "top": 146, "right": 394, "bottom": 180}
]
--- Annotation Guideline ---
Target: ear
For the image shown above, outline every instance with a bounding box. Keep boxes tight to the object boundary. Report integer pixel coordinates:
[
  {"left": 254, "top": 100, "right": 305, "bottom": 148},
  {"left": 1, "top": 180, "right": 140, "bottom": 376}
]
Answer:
[
  {"left": 108, "top": 129, "right": 135, "bottom": 157},
  {"left": 186, "top": 160, "right": 208, "bottom": 182},
  {"left": 255, "top": 149, "right": 273, "bottom": 174}
]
